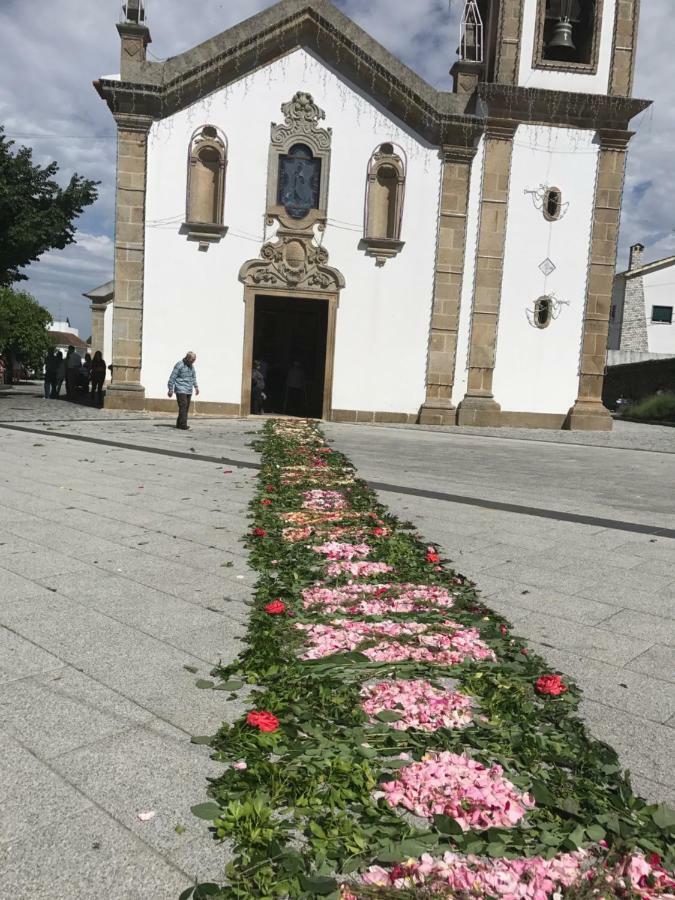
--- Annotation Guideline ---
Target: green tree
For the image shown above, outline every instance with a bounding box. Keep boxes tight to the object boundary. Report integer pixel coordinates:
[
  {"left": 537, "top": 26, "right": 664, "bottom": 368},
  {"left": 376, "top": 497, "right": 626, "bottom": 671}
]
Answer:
[
  {"left": 0, "top": 287, "right": 53, "bottom": 371},
  {"left": 0, "top": 127, "right": 99, "bottom": 285}
]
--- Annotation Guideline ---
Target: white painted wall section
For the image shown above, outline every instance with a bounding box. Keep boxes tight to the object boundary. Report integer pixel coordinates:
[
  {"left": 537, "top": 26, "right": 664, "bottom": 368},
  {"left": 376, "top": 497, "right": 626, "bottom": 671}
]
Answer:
[
  {"left": 493, "top": 124, "right": 598, "bottom": 414},
  {"left": 518, "top": 0, "right": 616, "bottom": 95},
  {"left": 643, "top": 265, "right": 675, "bottom": 354},
  {"left": 142, "top": 48, "right": 439, "bottom": 413},
  {"left": 104, "top": 302, "right": 113, "bottom": 378}
]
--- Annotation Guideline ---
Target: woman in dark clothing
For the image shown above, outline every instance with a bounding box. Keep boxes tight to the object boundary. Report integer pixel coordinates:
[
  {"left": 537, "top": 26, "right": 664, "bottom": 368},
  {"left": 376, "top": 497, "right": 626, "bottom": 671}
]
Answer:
[{"left": 90, "top": 351, "right": 107, "bottom": 408}]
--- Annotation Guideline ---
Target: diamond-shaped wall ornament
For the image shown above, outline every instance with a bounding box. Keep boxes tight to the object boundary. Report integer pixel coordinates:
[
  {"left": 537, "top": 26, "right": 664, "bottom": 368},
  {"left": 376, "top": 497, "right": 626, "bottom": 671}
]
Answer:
[{"left": 539, "top": 257, "right": 556, "bottom": 277}]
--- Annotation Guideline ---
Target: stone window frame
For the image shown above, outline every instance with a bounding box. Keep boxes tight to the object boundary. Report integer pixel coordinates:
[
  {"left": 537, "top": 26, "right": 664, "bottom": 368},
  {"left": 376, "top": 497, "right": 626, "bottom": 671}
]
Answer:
[
  {"left": 533, "top": 295, "right": 554, "bottom": 329},
  {"left": 266, "top": 92, "right": 332, "bottom": 232},
  {"left": 542, "top": 185, "right": 563, "bottom": 221},
  {"left": 532, "top": 0, "right": 604, "bottom": 74},
  {"left": 651, "top": 305, "right": 673, "bottom": 325},
  {"left": 184, "top": 124, "right": 228, "bottom": 246},
  {"left": 362, "top": 142, "right": 407, "bottom": 267}
]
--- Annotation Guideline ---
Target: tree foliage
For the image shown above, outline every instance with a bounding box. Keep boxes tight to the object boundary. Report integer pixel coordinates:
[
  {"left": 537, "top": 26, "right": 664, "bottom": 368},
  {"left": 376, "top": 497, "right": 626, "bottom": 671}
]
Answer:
[
  {"left": 0, "top": 287, "right": 53, "bottom": 367},
  {"left": 0, "top": 126, "right": 99, "bottom": 285}
]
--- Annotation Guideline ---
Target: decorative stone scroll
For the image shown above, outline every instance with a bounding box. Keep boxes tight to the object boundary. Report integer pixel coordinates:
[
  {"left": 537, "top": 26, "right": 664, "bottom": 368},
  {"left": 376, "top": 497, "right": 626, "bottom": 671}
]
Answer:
[{"left": 239, "top": 233, "right": 345, "bottom": 293}]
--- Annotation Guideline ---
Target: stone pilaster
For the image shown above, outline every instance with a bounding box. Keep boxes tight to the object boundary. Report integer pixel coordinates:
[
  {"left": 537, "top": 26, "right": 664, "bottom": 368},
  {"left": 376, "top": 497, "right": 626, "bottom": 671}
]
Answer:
[
  {"left": 567, "top": 130, "right": 632, "bottom": 431},
  {"left": 457, "top": 122, "right": 517, "bottom": 427},
  {"left": 106, "top": 113, "right": 152, "bottom": 411},
  {"left": 420, "top": 145, "right": 477, "bottom": 426},
  {"left": 494, "top": 0, "right": 525, "bottom": 85},
  {"left": 609, "top": 0, "right": 641, "bottom": 97},
  {"left": 90, "top": 303, "right": 107, "bottom": 357}
]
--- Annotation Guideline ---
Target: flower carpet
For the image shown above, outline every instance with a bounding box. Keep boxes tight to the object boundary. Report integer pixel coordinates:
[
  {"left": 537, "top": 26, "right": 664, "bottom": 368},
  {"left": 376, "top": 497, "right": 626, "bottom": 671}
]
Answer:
[{"left": 184, "top": 420, "right": 674, "bottom": 900}]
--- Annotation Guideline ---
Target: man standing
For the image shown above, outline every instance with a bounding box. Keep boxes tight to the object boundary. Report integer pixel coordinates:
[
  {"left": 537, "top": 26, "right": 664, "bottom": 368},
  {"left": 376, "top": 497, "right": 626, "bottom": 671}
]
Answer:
[{"left": 168, "top": 351, "right": 199, "bottom": 430}]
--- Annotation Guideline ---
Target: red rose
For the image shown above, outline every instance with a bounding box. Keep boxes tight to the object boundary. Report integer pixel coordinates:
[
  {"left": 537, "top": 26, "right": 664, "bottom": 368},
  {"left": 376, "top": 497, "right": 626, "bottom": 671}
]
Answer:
[
  {"left": 500, "top": 624, "right": 508, "bottom": 636},
  {"left": 535, "top": 674, "right": 568, "bottom": 696},
  {"left": 261, "top": 498, "right": 272, "bottom": 506},
  {"left": 264, "top": 600, "right": 286, "bottom": 615},
  {"left": 372, "top": 527, "right": 387, "bottom": 537},
  {"left": 252, "top": 528, "right": 266, "bottom": 537},
  {"left": 426, "top": 546, "right": 440, "bottom": 563},
  {"left": 520, "top": 648, "right": 529, "bottom": 656},
  {"left": 246, "top": 711, "right": 279, "bottom": 733},
  {"left": 648, "top": 853, "right": 662, "bottom": 869}
]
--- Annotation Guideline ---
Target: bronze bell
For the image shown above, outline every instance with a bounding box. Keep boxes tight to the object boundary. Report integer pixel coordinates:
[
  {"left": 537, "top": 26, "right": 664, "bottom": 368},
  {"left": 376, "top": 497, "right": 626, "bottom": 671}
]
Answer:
[{"left": 548, "top": 19, "right": 576, "bottom": 51}]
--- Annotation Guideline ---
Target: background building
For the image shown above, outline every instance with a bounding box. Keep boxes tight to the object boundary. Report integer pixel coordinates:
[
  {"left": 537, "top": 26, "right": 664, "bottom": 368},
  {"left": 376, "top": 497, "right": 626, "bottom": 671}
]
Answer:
[
  {"left": 47, "top": 319, "right": 89, "bottom": 357},
  {"left": 608, "top": 242, "right": 675, "bottom": 360},
  {"left": 95, "top": 0, "right": 649, "bottom": 430}
]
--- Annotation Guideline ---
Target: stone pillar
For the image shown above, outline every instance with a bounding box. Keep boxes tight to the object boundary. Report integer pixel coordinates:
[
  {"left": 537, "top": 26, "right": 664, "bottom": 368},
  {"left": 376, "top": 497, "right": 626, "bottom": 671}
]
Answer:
[
  {"left": 106, "top": 113, "right": 152, "bottom": 411},
  {"left": 609, "top": 0, "right": 641, "bottom": 97},
  {"left": 494, "top": 0, "right": 525, "bottom": 85},
  {"left": 90, "top": 302, "right": 107, "bottom": 356},
  {"left": 420, "top": 145, "right": 477, "bottom": 426},
  {"left": 457, "top": 122, "right": 517, "bottom": 427},
  {"left": 567, "top": 130, "right": 631, "bottom": 431}
]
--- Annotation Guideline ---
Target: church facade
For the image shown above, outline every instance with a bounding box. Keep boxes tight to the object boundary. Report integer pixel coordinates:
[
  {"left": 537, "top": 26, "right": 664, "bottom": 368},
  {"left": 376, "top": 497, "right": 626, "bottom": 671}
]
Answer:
[{"left": 95, "top": 0, "right": 648, "bottom": 429}]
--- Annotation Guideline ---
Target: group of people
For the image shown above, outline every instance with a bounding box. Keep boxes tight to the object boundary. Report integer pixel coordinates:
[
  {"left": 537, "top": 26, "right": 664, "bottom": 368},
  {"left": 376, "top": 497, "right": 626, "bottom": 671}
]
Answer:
[
  {"left": 43, "top": 346, "right": 108, "bottom": 406},
  {"left": 252, "top": 358, "right": 308, "bottom": 415}
]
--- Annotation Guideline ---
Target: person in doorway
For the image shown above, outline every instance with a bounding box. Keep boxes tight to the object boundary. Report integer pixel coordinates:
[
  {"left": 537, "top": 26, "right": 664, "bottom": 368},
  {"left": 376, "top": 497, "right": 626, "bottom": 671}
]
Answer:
[
  {"left": 65, "top": 346, "right": 82, "bottom": 400},
  {"left": 44, "top": 350, "right": 58, "bottom": 399},
  {"left": 54, "top": 351, "right": 65, "bottom": 397},
  {"left": 284, "top": 360, "right": 307, "bottom": 415},
  {"left": 251, "top": 359, "right": 266, "bottom": 414},
  {"left": 90, "top": 351, "right": 107, "bottom": 408},
  {"left": 168, "top": 351, "right": 199, "bottom": 430}
]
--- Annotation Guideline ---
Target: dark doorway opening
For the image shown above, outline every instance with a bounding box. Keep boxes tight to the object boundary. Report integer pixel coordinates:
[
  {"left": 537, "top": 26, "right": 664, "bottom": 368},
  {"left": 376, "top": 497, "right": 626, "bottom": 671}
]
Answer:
[{"left": 251, "top": 296, "right": 328, "bottom": 418}]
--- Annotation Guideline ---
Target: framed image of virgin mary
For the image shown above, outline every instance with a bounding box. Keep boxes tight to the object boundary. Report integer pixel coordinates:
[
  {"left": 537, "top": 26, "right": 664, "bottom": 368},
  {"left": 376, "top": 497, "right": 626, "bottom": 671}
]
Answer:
[{"left": 277, "top": 144, "right": 322, "bottom": 219}]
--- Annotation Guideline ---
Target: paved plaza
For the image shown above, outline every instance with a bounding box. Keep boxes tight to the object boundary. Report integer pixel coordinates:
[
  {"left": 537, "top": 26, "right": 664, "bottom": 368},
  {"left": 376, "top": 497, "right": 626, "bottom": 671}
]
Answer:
[{"left": 0, "top": 383, "right": 673, "bottom": 898}]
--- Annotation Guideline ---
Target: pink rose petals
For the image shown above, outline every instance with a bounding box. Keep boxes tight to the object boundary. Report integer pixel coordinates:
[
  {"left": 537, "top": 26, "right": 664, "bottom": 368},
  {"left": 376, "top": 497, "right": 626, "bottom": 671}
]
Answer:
[
  {"left": 312, "top": 542, "right": 371, "bottom": 561},
  {"left": 302, "top": 490, "right": 347, "bottom": 511},
  {"left": 295, "top": 619, "right": 495, "bottom": 665},
  {"left": 325, "top": 561, "right": 394, "bottom": 578},
  {"left": 302, "top": 583, "right": 456, "bottom": 616},
  {"left": 341, "top": 850, "right": 586, "bottom": 898},
  {"left": 379, "top": 751, "right": 534, "bottom": 830},
  {"left": 361, "top": 679, "right": 473, "bottom": 732}
]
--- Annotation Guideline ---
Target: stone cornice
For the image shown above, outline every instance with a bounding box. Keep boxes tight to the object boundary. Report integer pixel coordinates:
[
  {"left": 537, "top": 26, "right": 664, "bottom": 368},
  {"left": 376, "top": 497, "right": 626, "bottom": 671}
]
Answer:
[
  {"left": 95, "top": 0, "right": 650, "bottom": 145},
  {"left": 477, "top": 84, "right": 651, "bottom": 131}
]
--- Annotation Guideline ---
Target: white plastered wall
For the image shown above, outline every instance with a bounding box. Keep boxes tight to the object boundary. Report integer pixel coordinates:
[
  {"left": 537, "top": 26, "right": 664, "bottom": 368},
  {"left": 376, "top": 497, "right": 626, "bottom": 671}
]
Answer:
[
  {"left": 643, "top": 265, "right": 675, "bottom": 354},
  {"left": 451, "top": 136, "right": 485, "bottom": 408},
  {"left": 492, "top": 124, "right": 598, "bottom": 414},
  {"left": 518, "top": 0, "right": 617, "bottom": 95},
  {"left": 142, "top": 48, "right": 440, "bottom": 413},
  {"left": 104, "top": 302, "right": 113, "bottom": 378}
]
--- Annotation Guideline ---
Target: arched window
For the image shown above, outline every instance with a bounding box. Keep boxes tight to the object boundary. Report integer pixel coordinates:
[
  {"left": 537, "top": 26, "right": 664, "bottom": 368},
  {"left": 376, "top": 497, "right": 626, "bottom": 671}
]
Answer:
[
  {"left": 543, "top": 186, "right": 562, "bottom": 221},
  {"left": 363, "top": 143, "right": 406, "bottom": 266},
  {"left": 184, "top": 125, "right": 228, "bottom": 248}
]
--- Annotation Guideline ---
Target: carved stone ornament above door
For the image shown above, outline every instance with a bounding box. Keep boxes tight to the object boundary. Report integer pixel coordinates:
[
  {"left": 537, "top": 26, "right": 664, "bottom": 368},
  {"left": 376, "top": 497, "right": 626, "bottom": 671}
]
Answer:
[{"left": 239, "top": 232, "right": 345, "bottom": 293}]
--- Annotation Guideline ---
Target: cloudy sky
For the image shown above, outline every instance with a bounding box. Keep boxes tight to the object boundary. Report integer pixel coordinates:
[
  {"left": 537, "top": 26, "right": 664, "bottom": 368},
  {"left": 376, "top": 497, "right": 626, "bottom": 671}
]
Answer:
[{"left": 1, "top": 0, "right": 672, "bottom": 337}]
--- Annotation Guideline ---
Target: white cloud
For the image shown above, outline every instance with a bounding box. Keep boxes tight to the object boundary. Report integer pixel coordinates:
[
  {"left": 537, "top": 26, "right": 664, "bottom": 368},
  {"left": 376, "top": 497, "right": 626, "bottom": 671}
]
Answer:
[{"left": 1, "top": 0, "right": 671, "bottom": 335}]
